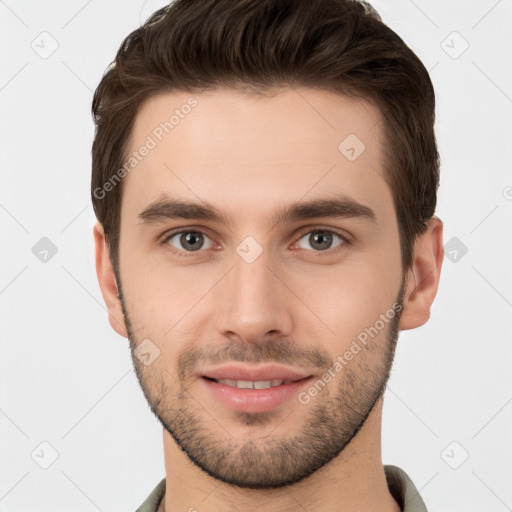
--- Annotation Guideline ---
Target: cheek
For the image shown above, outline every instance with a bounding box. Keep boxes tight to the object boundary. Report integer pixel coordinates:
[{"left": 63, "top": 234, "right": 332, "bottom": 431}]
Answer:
[
  {"left": 119, "top": 254, "right": 217, "bottom": 344},
  {"left": 291, "top": 259, "right": 400, "bottom": 347}
]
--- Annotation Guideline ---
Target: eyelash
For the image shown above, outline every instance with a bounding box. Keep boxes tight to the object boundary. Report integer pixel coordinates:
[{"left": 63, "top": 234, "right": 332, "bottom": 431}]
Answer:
[{"left": 159, "top": 226, "right": 352, "bottom": 257}]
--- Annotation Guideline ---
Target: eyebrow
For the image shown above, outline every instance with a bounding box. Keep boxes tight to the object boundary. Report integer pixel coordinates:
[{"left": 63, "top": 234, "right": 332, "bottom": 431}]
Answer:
[{"left": 138, "top": 194, "right": 377, "bottom": 229}]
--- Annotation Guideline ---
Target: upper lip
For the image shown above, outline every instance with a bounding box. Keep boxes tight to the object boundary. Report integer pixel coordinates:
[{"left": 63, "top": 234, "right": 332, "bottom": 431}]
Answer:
[{"left": 200, "top": 364, "right": 313, "bottom": 382}]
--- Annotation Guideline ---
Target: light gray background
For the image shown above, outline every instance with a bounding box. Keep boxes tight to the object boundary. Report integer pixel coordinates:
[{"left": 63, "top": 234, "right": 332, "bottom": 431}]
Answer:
[{"left": 1, "top": 0, "right": 511, "bottom": 510}]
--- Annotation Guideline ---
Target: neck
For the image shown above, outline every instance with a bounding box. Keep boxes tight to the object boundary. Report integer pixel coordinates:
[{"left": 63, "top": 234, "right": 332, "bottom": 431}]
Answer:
[{"left": 160, "top": 397, "right": 400, "bottom": 512}]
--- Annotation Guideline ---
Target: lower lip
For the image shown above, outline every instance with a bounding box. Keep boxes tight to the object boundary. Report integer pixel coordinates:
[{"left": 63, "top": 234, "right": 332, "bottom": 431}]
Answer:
[{"left": 200, "top": 376, "right": 313, "bottom": 413}]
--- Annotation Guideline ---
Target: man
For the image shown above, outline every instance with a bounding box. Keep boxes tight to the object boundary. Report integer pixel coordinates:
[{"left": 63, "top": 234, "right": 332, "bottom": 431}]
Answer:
[{"left": 91, "top": 0, "right": 444, "bottom": 510}]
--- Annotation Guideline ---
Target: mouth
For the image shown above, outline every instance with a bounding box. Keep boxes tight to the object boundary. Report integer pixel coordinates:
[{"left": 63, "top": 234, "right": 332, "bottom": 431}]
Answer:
[
  {"left": 202, "top": 376, "right": 307, "bottom": 389},
  {"left": 199, "top": 366, "right": 315, "bottom": 413},
  {"left": 199, "top": 363, "right": 313, "bottom": 384}
]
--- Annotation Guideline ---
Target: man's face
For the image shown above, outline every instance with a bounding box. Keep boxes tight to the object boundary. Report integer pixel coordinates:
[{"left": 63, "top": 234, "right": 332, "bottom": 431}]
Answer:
[{"left": 115, "top": 87, "right": 405, "bottom": 488}]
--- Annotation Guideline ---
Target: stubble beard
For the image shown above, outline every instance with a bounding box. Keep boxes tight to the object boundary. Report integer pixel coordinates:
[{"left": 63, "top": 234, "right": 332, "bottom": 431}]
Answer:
[{"left": 119, "top": 277, "right": 405, "bottom": 489}]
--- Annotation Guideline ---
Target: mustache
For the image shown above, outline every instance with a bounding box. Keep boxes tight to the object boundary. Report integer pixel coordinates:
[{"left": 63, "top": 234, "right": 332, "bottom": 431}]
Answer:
[{"left": 177, "top": 339, "right": 333, "bottom": 382}]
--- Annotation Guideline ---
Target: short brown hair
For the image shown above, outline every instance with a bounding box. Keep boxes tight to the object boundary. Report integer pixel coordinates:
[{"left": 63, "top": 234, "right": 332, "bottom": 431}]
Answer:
[{"left": 91, "top": 0, "right": 439, "bottom": 274}]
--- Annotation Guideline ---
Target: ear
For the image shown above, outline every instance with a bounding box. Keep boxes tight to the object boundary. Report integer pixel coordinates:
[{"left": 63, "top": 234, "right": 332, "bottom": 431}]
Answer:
[
  {"left": 399, "top": 216, "right": 444, "bottom": 330},
  {"left": 93, "top": 222, "right": 128, "bottom": 338}
]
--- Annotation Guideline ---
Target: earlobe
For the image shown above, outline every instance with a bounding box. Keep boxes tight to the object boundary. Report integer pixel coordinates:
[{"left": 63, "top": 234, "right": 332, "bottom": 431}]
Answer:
[
  {"left": 399, "top": 217, "right": 444, "bottom": 331},
  {"left": 93, "top": 222, "right": 128, "bottom": 338}
]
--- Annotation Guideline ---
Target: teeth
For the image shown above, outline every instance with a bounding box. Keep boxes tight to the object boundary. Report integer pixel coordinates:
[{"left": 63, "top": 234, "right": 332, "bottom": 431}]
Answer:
[
  {"left": 237, "top": 380, "right": 256, "bottom": 389},
  {"left": 253, "top": 380, "right": 272, "bottom": 389},
  {"left": 216, "top": 379, "right": 293, "bottom": 389},
  {"left": 217, "top": 379, "right": 238, "bottom": 387}
]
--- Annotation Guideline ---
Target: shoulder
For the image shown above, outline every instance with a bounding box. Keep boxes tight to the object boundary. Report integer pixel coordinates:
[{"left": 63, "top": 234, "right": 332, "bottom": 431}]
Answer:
[
  {"left": 384, "top": 465, "right": 429, "bottom": 512},
  {"left": 134, "top": 478, "right": 166, "bottom": 512}
]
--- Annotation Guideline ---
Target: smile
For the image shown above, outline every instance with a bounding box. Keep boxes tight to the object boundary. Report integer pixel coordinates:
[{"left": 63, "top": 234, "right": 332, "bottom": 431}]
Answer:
[{"left": 206, "top": 378, "right": 294, "bottom": 389}]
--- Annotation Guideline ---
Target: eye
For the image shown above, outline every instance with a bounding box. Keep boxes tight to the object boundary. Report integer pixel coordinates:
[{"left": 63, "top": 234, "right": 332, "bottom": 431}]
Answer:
[
  {"left": 164, "top": 230, "right": 215, "bottom": 252},
  {"left": 161, "top": 227, "right": 349, "bottom": 255},
  {"left": 294, "top": 229, "right": 348, "bottom": 252}
]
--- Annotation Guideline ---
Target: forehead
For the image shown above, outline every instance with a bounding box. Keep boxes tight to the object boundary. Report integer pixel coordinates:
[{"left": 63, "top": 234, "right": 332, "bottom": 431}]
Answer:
[{"left": 121, "top": 86, "right": 392, "bottom": 225}]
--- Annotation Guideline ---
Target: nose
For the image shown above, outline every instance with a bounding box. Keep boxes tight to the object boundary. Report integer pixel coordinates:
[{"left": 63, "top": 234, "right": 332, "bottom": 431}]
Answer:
[{"left": 214, "top": 245, "right": 294, "bottom": 344}]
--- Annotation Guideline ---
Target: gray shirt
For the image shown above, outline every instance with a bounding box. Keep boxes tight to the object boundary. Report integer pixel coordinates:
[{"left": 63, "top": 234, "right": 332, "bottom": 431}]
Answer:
[{"left": 135, "top": 464, "right": 428, "bottom": 512}]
